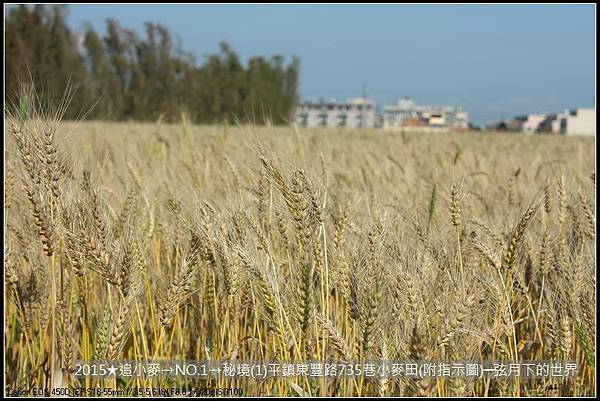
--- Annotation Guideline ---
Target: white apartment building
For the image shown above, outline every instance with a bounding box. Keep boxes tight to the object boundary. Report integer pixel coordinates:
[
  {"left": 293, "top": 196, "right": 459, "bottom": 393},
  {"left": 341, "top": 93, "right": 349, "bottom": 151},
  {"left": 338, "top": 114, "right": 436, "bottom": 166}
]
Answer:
[
  {"left": 551, "top": 108, "right": 596, "bottom": 136},
  {"left": 383, "top": 97, "right": 469, "bottom": 131},
  {"left": 523, "top": 114, "right": 549, "bottom": 133},
  {"left": 295, "top": 97, "right": 376, "bottom": 128}
]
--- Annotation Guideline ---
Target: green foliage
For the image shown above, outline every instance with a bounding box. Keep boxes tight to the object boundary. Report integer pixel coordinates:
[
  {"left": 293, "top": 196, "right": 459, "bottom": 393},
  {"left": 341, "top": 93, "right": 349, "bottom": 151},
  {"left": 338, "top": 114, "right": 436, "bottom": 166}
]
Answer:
[
  {"left": 576, "top": 321, "right": 595, "bottom": 368},
  {"left": 5, "top": 5, "right": 300, "bottom": 124},
  {"left": 427, "top": 184, "right": 437, "bottom": 229},
  {"left": 18, "top": 95, "right": 30, "bottom": 122}
]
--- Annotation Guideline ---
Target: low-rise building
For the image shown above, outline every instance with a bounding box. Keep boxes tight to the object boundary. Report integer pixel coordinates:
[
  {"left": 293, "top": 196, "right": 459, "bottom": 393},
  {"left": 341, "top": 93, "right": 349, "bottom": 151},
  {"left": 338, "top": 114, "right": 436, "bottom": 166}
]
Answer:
[
  {"left": 489, "top": 108, "right": 595, "bottom": 136},
  {"left": 551, "top": 108, "right": 595, "bottom": 136},
  {"left": 383, "top": 97, "right": 469, "bottom": 131},
  {"left": 295, "top": 97, "right": 376, "bottom": 128},
  {"left": 523, "top": 113, "right": 549, "bottom": 133}
]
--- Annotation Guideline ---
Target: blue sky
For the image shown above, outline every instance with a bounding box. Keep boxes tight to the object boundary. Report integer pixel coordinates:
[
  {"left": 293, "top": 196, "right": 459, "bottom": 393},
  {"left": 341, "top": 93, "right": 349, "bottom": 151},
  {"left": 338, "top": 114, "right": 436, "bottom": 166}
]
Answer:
[{"left": 64, "top": 4, "right": 595, "bottom": 125}]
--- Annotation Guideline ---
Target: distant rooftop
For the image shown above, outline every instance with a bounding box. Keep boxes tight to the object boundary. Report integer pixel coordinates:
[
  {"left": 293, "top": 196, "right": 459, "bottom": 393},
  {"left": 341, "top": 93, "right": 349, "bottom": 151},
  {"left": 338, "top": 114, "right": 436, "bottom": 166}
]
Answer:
[
  {"left": 384, "top": 97, "right": 464, "bottom": 112},
  {"left": 299, "top": 96, "right": 374, "bottom": 106}
]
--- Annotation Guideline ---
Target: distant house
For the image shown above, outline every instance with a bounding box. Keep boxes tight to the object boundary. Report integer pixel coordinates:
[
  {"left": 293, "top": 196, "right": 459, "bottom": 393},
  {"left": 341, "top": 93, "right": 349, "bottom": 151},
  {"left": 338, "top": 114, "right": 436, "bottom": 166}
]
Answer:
[
  {"left": 295, "top": 97, "right": 376, "bottom": 128},
  {"left": 401, "top": 116, "right": 429, "bottom": 127},
  {"left": 551, "top": 108, "right": 595, "bottom": 136},
  {"left": 523, "top": 114, "right": 549, "bottom": 133},
  {"left": 537, "top": 115, "right": 557, "bottom": 133},
  {"left": 488, "top": 115, "right": 526, "bottom": 132},
  {"left": 488, "top": 108, "right": 595, "bottom": 136},
  {"left": 383, "top": 97, "right": 469, "bottom": 131}
]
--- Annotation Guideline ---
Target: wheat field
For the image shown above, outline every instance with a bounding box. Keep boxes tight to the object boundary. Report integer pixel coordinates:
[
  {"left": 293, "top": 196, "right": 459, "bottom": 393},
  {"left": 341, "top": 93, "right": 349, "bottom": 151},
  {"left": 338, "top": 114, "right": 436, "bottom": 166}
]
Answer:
[{"left": 4, "top": 111, "right": 596, "bottom": 396}]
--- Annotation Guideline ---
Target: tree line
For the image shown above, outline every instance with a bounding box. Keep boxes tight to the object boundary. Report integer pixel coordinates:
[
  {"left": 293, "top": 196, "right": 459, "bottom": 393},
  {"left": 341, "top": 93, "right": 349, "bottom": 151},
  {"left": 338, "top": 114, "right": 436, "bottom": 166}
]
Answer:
[{"left": 5, "top": 5, "right": 300, "bottom": 124}]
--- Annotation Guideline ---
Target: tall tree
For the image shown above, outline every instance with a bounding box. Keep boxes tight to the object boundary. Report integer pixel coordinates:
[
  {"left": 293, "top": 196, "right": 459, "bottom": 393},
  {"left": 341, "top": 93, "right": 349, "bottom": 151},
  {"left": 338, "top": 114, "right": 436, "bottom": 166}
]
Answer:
[{"left": 5, "top": 5, "right": 300, "bottom": 124}]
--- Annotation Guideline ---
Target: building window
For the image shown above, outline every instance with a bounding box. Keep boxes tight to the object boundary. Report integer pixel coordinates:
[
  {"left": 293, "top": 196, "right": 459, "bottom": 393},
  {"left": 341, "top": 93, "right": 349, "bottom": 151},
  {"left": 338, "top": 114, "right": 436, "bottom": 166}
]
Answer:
[
  {"left": 298, "top": 114, "right": 308, "bottom": 127},
  {"left": 319, "top": 114, "right": 327, "bottom": 127}
]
